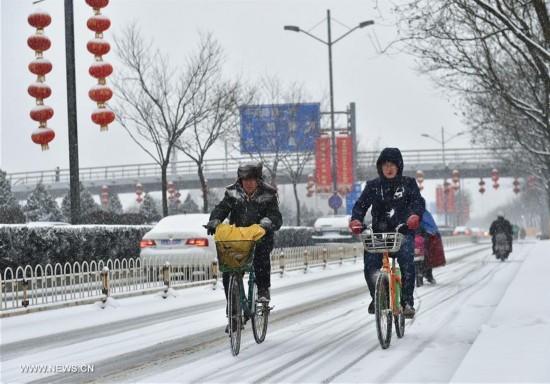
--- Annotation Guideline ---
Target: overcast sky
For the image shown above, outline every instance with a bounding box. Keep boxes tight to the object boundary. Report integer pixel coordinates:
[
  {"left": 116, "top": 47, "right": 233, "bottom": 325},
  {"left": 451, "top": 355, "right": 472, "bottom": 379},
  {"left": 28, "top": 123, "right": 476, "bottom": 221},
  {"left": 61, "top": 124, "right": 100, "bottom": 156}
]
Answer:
[{"left": 1, "top": 0, "right": 473, "bottom": 174}]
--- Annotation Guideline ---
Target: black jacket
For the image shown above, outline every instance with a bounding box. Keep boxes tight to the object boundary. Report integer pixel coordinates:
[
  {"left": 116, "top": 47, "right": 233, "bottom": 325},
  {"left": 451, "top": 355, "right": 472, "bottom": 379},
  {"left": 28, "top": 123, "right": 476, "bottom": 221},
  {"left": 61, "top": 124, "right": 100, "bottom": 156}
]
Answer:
[
  {"left": 489, "top": 217, "right": 513, "bottom": 237},
  {"left": 209, "top": 180, "right": 283, "bottom": 239},
  {"left": 351, "top": 148, "right": 425, "bottom": 235}
]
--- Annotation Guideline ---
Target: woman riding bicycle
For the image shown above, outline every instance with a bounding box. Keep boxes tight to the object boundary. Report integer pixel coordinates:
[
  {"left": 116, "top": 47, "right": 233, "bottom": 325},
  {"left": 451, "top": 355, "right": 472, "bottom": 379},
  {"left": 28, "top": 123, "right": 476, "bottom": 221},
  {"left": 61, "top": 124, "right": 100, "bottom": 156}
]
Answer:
[
  {"left": 349, "top": 147, "right": 425, "bottom": 318},
  {"left": 206, "top": 162, "right": 282, "bottom": 309}
]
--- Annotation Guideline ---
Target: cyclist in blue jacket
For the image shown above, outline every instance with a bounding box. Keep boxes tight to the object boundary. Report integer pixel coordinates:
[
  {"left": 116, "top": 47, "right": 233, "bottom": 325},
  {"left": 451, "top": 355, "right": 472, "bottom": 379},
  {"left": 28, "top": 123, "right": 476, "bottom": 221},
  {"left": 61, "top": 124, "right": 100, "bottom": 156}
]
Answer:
[{"left": 349, "top": 147, "right": 425, "bottom": 318}]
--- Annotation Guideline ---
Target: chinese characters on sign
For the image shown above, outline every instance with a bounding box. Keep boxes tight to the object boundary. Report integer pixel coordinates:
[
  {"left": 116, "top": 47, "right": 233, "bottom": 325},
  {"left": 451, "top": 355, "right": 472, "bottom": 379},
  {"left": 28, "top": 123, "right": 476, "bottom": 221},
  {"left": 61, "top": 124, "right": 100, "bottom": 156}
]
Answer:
[
  {"left": 315, "top": 136, "right": 332, "bottom": 192},
  {"left": 336, "top": 136, "right": 353, "bottom": 194},
  {"left": 239, "top": 103, "right": 320, "bottom": 154}
]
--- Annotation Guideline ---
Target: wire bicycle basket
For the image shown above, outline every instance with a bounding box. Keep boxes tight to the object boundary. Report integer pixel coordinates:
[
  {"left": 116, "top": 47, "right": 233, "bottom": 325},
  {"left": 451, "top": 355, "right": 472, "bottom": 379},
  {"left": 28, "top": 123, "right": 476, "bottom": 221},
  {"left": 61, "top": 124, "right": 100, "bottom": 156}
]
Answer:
[
  {"left": 215, "top": 240, "right": 257, "bottom": 272},
  {"left": 360, "top": 230, "right": 404, "bottom": 253}
]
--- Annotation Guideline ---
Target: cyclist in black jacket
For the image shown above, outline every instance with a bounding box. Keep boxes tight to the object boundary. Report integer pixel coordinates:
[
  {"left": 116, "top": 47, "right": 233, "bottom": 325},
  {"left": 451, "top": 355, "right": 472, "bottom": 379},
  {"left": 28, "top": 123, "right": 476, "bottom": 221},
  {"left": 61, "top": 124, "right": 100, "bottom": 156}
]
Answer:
[
  {"left": 349, "top": 147, "right": 425, "bottom": 318},
  {"left": 206, "top": 162, "right": 282, "bottom": 305}
]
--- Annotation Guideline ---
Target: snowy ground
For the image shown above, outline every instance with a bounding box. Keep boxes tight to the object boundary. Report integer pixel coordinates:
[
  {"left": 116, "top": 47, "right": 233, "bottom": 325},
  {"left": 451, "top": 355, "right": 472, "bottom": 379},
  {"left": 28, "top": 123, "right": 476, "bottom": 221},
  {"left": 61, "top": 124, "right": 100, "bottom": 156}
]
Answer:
[{"left": 1, "top": 239, "right": 549, "bottom": 383}]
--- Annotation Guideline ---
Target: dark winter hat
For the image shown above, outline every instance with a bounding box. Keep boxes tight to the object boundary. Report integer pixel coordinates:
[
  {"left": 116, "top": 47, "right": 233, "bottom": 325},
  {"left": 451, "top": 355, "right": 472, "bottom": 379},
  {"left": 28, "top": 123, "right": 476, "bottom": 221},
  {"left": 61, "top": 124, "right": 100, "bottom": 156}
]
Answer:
[
  {"left": 237, "top": 162, "right": 263, "bottom": 180},
  {"left": 376, "top": 147, "right": 404, "bottom": 178}
]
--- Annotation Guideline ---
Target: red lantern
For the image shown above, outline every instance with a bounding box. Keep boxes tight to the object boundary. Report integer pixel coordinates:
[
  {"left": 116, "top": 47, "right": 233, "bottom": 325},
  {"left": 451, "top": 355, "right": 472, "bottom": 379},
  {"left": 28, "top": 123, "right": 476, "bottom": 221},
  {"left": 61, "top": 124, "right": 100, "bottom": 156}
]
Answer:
[
  {"left": 491, "top": 168, "right": 499, "bottom": 182},
  {"left": 87, "top": 39, "right": 110, "bottom": 56},
  {"left": 89, "top": 62, "right": 113, "bottom": 79},
  {"left": 87, "top": 15, "right": 111, "bottom": 32},
  {"left": 89, "top": 85, "right": 113, "bottom": 104},
  {"left": 479, "top": 187, "right": 486, "bottom": 194},
  {"left": 30, "top": 105, "right": 54, "bottom": 122},
  {"left": 493, "top": 182, "right": 500, "bottom": 190},
  {"left": 86, "top": 0, "right": 110, "bottom": 9},
  {"left": 27, "top": 34, "right": 51, "bottom": 52},
  {"left": 91, "top": 108, "right": 115, "bottom": 131},
  {"left": 28, "top": 11, "right": 51, "bottom": 29},
  {"left": 28, "top": 82, "right": 52, "bottom": 99},
  {"left": 29, "top": 58, "right": 53, "bottom": 76},
  {"left": 136, "top": 196, "right": 143, "bottom": 204},
  {"left": 31, "top": 127, "right": 55, "bottom": 150}
]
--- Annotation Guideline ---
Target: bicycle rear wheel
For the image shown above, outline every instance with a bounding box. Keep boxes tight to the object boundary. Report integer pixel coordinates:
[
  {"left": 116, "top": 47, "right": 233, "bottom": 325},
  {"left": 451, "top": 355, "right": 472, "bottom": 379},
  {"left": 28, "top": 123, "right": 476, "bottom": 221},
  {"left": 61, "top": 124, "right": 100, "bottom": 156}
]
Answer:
[
  {"left": 251, "top": 282, "right": 269, "bottom": 343},
  {"left": 375, "top": 272, "right": 392, "bottom": 349},
  {"left": 228, "top": 275, "right": 242, "bottom": 356}
]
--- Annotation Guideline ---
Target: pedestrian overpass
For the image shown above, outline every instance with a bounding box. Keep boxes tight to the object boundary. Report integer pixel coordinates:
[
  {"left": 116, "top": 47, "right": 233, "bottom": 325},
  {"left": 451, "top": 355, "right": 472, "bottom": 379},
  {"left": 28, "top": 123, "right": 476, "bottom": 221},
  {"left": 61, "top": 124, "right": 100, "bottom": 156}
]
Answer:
[{"left": 7, "top": 147, "right": 514, "bottom": 200}]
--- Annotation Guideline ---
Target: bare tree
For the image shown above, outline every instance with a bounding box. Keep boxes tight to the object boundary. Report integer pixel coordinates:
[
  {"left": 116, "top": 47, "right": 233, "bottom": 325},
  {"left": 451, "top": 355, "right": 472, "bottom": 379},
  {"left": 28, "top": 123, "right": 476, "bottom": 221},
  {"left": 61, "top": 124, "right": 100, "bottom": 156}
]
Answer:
[
  {"left": 112, "top": 24, "right": 223, "bottom": 216},
  {"left": 387, "top": 0, "right": 550, "bottom": 237},
  {"left": 175, "top": 68, "right": 246, "bottom": 213}
]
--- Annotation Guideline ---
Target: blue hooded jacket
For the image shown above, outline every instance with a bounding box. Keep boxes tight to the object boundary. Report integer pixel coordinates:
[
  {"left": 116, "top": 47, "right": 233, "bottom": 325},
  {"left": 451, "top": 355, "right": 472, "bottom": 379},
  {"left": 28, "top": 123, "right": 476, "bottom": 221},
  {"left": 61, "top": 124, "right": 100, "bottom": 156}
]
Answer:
[{"left": 351, "top": 147, "right": 425, "bottom": 235}]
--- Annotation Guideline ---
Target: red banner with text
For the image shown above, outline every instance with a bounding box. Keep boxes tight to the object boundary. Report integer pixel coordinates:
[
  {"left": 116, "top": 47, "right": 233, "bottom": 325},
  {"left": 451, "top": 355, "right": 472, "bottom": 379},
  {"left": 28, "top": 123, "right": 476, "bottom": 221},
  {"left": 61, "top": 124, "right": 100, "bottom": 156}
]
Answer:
[
  {"left": 336, "top": 136, "right": 353, "bottom": 194},
  {"left": 315, "top": 137, "right": 332, "bottom": 193}
]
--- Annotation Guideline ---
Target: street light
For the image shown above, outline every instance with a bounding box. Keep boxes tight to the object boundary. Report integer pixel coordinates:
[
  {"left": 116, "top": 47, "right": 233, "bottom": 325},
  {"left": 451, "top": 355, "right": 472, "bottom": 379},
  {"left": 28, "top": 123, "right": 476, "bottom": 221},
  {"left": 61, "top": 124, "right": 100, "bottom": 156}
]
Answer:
[
  {"left": 421, "top": 127, "right": 465, "bottom": 227},
  {"left": 284, "top": 10, "right": 374, "bottom": 214}
]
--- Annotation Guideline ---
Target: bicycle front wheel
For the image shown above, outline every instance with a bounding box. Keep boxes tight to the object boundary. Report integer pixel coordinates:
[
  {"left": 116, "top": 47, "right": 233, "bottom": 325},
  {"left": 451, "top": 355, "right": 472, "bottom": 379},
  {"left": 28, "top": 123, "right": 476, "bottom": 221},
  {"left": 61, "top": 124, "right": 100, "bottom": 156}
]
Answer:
[
  {"left": 251, "top": 282, "right": 269, "bottom": 343},
  {"left": 375, "top": 272, "right": 392, "bottom": 349},
  {"left": 228, "top": 275, "right": 242, "bottom": 356}
]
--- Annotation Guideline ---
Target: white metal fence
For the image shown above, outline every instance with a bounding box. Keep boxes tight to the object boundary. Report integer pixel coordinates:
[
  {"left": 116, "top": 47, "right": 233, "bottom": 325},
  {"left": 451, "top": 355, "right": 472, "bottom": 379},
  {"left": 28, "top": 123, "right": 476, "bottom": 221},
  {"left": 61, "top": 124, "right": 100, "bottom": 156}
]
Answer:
[{"left": 0, "top": 236, "right": 472, "bottom": 315}]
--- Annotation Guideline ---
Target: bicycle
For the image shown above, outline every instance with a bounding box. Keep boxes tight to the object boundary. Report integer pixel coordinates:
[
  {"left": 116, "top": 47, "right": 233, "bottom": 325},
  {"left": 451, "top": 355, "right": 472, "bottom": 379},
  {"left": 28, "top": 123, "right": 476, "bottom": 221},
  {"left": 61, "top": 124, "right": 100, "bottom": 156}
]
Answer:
[
  {"left": 215, "top": 239, "right": 271, "bottom": 356},
  {"left": 359, "top": 224, "right": 406, "bottom": 349}
]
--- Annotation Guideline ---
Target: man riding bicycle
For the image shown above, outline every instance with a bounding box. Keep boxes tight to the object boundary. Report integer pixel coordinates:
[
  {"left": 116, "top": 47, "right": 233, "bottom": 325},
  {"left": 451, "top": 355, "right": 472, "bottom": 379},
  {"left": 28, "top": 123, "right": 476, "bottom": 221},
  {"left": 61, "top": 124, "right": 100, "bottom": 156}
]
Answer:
[
  {"left": 349, "top": 148, "right": 425, "bottom": 318},
  {"left": 206, "top": 162, "right": 282, "bottom": 309}
]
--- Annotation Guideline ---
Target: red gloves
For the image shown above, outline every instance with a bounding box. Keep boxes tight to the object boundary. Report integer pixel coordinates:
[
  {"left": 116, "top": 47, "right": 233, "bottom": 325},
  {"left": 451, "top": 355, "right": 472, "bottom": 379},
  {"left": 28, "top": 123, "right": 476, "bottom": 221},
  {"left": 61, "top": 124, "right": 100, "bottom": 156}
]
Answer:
[
  {"left": 349, "top": 219, "right": 363, "bottom": 234},
  {"left": 407, "top": 215, "right": 420, "bottom": 230}
]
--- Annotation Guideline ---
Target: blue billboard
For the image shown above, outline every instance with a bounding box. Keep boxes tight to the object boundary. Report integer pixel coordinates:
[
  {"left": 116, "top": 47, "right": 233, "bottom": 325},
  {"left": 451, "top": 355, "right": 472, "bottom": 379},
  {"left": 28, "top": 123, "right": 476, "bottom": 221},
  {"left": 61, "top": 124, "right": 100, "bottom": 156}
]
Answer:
[{"left": 240, "top": 103, "right": 320, "bottom": 153}]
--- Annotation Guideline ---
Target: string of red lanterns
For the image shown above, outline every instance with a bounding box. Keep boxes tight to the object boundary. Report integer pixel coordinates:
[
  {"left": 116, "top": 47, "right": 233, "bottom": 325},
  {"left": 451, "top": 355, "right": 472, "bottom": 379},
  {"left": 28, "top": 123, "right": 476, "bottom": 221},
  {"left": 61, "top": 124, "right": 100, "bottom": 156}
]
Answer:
[
  {"left": 416, "top": 170, "right": 424, "bottom": 191},
  {"left": 136, "top": 183, "right": 143, "bottom": 203},
  {"left": 452, "top": 169, "right": 460, "bottom": 191},
  {"left": 28, "top": 9, "right": 55, "bottom": 151},
  {"left": 101, "top": 185, "right": 109, "bottom": 205},
  {"left": 306, "top": 174, "right": 315, "bottom": 197},
  {"left": 86, "top": 0, "right": 115, "bottom": 131}
]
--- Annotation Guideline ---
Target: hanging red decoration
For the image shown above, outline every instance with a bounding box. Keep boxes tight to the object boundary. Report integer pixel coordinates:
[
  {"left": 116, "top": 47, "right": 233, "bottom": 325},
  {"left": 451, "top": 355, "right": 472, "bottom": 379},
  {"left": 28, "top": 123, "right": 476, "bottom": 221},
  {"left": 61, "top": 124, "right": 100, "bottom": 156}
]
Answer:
[
  {"left": 28, "top": 10, "right": 51, "bottom": 29},
  {"left": 86, "top": 0, "right": 114, "bottom": 131},
  {"left": 513, "top": 178, "right": 521, "bottom": 195},
  {"left": 89, "top": 85, "right": 113, "bottom": 103},
  {"left": 415, "top": 170, "right": 424, "bottom": 191},
  {"left": 306, "top": 173, "right": 315, "bottom": 197},
  {"left": 101, "top": 185, "right": 109, "bottom": 205},
  {"left": 91, "top": 108, "right": 115, "bottom": 130},
  {"left": 136, "top": 183, "right": 143, "bottom": 203},
  {"left": 28, "top": 9, "right": 54, "bottom": 150},
  {"left": 479, "top": 178, "right": 485, "bottom": 194}
]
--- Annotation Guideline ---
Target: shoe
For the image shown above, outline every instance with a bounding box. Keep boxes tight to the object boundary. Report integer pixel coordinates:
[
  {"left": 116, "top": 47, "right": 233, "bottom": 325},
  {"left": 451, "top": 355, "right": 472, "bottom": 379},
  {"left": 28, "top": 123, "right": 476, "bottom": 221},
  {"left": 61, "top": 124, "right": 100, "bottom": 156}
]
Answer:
[
  {"left": 403, "top": 304, "right": 416, "bottom": 319},
  {"left": 368, "top": 300, "right": 375, "bottom": 314},
  {"left": 257, "top": 287, "right": 270, "bottom": 302},
  {"left": 427, "top": 277, "right": 436, "bottom": 284}
]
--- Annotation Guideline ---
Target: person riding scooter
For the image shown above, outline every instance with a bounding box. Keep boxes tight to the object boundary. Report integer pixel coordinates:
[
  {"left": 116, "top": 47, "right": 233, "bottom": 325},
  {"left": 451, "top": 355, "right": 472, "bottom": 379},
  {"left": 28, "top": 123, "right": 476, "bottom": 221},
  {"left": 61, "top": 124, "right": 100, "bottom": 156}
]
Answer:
[{"left": 489, "top": 212, "right": 513, "bottom": 255}]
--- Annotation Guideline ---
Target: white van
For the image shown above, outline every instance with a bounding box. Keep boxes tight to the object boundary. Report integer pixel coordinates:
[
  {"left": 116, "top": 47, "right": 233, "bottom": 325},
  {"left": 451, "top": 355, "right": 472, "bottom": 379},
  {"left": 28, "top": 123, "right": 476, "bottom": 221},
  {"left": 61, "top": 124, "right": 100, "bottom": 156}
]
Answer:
[{"left": 311, "top": 215, "right": 359, "bottom": 244}]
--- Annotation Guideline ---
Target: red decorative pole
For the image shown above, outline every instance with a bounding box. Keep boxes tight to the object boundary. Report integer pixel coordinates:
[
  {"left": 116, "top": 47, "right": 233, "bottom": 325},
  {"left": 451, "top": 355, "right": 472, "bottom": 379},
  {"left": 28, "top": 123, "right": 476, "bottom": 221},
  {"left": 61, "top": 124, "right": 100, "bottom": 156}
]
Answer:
[
  {"left": 28, "top": 10, "right": 55, "bottom": 150},
  {"left": 86, "top": 0, "right": 114, "bottom": 131}
]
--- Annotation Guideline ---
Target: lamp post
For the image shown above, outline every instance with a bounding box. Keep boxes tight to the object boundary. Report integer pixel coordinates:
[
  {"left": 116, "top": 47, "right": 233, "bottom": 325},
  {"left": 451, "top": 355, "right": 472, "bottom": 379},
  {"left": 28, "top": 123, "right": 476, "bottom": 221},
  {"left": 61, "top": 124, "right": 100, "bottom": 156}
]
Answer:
[
  {"left": 284, "top": 10, "right": 374, "bottom": 214},
  {"left": 421, "top": 127, "right": 465, "bottom": 227}
]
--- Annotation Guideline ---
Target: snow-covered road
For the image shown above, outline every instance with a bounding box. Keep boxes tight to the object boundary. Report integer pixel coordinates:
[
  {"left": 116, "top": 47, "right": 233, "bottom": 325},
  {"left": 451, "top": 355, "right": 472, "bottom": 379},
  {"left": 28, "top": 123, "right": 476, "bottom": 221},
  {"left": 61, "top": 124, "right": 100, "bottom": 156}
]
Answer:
[{"left": 1, "top": 240, "right": 548, "bottom": 383}]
